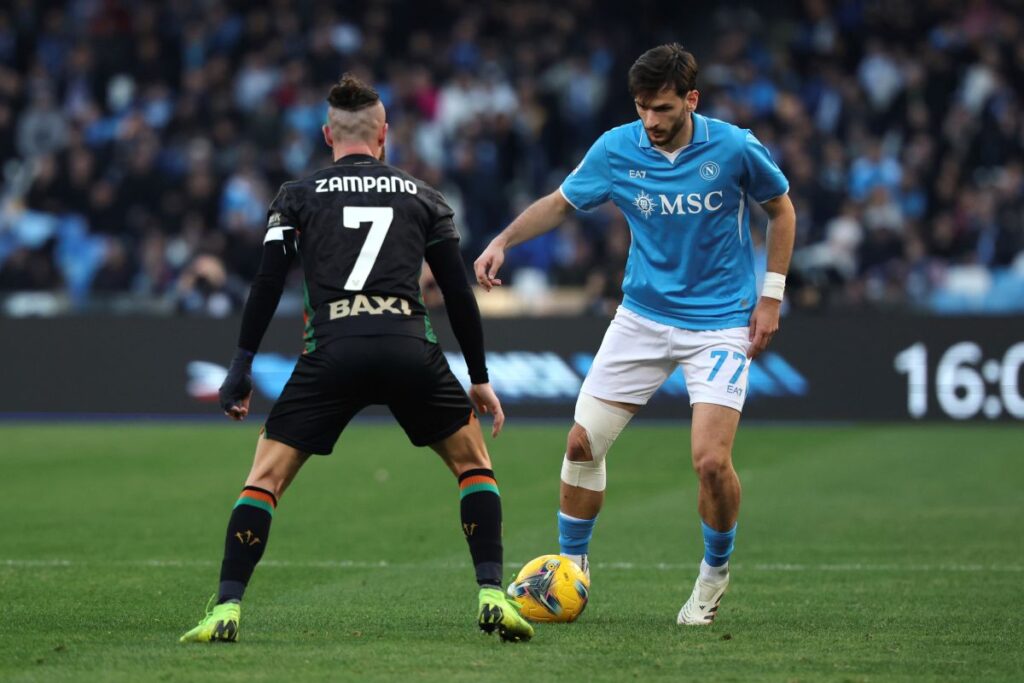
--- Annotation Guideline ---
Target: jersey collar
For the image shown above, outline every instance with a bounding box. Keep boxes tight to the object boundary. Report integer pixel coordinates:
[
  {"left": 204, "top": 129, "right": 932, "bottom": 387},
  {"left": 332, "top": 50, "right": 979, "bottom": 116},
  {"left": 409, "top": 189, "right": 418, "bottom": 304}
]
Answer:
[
  {"left": 334, "top": 154, "right": 380, "bottom": 165},
  {"left": 637, "top": 113, "right": 710, "bottom": 151}
]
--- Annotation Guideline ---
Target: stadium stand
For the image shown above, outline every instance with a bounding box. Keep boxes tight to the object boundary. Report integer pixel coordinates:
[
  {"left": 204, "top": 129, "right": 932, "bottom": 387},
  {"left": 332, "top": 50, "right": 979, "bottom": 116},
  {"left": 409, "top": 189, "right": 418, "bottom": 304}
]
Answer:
[{"left": 0, "top": 0, "right": 1021, "bottom": 316}]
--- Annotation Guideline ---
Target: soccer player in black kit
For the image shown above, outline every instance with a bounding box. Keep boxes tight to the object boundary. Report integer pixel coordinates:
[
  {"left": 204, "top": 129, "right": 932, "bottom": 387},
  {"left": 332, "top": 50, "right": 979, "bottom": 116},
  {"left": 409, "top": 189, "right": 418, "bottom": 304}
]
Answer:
[{"left": 180, "top": 75, "right": 534, "bottom": 643}]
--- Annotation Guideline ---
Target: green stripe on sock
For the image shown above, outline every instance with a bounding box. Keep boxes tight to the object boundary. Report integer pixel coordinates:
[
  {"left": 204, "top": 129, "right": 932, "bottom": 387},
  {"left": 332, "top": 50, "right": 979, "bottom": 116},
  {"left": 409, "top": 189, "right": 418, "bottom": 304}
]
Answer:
[
  {"left": 459, "top": 483, "right": 500, "bottom": 499},
  {"left": 233, "top": 498, "right": 275, "bottom": 516}
]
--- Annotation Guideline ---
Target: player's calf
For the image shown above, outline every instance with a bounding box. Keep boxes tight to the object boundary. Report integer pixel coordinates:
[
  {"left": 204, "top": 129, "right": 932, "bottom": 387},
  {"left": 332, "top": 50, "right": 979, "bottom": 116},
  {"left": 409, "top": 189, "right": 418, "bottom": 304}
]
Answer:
[
  {"left": 456, "top": 468, "right": 532, "bottom": 640},
  {"left": 457, "top": 469, "right": 533, "bottom": 641},
  {"left": 557, "top": 394, "right": 635, "bottom": 577},
  {"left": 433, "top": 421, "right": 504, "bottom": 589},
  {"left": 179, "top": 438, "right": 308, "bottom": 643},
  {"left": 458, "top": 468, "right": 503, "bottom": 588},
  {"left": 217, "top": 486, "right": 277, "bottom": 604},
  {"left": 683, "top": 404, "right": 743, "bottom": 625},
  {"left": 433, "top": 421, "right": 526, "bottom": 637},
  {"left": 179, "top": 486, "right": 271, "bottom": 643}
]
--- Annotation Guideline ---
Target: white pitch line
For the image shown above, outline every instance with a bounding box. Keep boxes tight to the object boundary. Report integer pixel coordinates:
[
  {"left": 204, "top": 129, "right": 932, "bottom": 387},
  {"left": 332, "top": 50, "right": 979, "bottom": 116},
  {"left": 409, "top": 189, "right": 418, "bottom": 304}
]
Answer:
[{"left": 3, "top": 559, "right": 1022, "bottom": 572}]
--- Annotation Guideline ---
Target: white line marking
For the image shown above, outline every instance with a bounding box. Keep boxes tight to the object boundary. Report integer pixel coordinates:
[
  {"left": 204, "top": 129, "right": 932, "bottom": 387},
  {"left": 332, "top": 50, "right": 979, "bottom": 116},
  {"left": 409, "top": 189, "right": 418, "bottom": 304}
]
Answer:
[{"left": 3, "top": 559, "right": 1022, "bottom": 572}]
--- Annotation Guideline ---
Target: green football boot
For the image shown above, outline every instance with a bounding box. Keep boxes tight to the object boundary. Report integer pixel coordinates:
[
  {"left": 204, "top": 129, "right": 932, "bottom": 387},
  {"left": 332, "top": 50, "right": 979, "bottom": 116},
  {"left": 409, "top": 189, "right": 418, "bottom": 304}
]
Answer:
[
  {"left": 477, "top": 587, "right": 534, "bottom": 642},
  {"left": 179, "top": 596, "right": 240, "bottom": 643}
]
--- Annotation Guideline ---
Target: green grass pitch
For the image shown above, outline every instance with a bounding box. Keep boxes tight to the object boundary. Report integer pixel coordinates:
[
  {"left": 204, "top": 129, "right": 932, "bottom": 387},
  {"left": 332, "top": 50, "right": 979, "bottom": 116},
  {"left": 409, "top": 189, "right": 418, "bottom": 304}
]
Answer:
[{"left": 1, "top": 422, "right": 1022, "bottom": 682}]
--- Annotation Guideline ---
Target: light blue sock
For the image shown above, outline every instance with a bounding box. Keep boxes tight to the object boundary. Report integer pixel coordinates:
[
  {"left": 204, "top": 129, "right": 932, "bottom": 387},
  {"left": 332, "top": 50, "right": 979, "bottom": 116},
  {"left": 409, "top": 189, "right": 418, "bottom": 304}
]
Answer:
[
  {"left": 558, "top": 511, "right": 597, "bottom": 556},
  {"left": 701, "top": 521, "right": 737, "bottom": 567}
]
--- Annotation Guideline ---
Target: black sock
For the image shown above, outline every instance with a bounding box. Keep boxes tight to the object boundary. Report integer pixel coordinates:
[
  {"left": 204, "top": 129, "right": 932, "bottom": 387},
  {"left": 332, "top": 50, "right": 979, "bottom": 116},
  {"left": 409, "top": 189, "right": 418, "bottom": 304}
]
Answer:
[
  {"left": 457, "top": 468, "right": 503, "bottom": 588},
  {"left": 217, "top": 486, "right": 277, "bottom": 603}
]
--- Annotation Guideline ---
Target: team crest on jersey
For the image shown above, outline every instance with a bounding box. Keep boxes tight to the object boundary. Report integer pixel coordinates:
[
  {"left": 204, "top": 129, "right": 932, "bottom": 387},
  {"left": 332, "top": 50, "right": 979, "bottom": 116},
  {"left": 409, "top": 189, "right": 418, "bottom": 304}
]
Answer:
[
  {"left": 268, "top": 211, "right": 282, "bottom": 228},
  {"left": 633, "top": 190, "right": 656, "bottom": 219},
  {"left": 699, "top": 161, "right": 720, "bottom": 181}
]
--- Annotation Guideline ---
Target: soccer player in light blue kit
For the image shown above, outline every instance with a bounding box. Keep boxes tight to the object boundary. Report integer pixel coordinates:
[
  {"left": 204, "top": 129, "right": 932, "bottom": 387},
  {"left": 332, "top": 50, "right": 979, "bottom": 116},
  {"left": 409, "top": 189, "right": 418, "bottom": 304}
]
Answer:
[{"left": 474, "top": 44, "right": 795, "bottom": 625}]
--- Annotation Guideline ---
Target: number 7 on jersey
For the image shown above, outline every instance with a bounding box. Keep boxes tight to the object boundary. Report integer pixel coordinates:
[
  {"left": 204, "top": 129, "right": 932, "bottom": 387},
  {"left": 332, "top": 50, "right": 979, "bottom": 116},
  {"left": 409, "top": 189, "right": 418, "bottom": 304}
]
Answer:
[{"left": 343, "top": 206, "right": 394, "bottom": 291}]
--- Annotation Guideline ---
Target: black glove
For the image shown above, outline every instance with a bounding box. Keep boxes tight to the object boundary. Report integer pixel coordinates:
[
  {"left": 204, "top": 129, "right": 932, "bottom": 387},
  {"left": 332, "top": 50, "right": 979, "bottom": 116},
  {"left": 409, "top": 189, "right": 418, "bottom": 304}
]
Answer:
[{"left": 219, "top": 348, "right": 255, "bottom": 414}]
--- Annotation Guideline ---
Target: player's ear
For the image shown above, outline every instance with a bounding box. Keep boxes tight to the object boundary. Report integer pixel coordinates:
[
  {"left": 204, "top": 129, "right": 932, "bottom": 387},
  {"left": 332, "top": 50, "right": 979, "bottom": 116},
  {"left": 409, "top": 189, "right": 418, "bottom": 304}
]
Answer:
[
  {"left": 686, "top": 89, "right": 700, "bottom": 112},
  {"left": 322, "top": 124, "right": 334, "bottom": 149},
  {"left": 379, "top": 121, "right": 388, "bottom": 147}
]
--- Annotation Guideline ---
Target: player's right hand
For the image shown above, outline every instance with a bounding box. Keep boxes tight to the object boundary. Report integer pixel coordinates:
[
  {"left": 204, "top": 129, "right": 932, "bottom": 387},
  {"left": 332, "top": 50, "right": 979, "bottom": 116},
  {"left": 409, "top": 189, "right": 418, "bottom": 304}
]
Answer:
[
  {"left": 469, "top": 382, "right": 505, "bottom": 438},
  {"left": 220, "top": 387, "right": 253, "bottom": 421},
  {"left": 219, "top": 349, "right": 255, "bottom": 421},
  {"left": 473, "top": 241, "right": 505, "bottom": 291}
]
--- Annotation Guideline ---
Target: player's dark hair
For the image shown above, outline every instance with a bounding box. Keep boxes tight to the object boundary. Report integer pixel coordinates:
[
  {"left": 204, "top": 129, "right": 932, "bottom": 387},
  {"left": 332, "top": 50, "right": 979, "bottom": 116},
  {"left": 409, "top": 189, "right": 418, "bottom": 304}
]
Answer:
[
  {"left": 326, "top": 73, "right": 380, "bottom": 111},
  {"left": 628, "top": 43, "right": 699, "bottom": 99}
]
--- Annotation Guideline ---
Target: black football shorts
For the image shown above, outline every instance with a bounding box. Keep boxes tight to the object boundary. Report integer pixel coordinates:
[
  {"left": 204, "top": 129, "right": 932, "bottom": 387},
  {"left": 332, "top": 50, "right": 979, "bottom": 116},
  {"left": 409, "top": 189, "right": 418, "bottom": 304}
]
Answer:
[{"left": 263, "top": 336, "right": 473, "bottom": 454}]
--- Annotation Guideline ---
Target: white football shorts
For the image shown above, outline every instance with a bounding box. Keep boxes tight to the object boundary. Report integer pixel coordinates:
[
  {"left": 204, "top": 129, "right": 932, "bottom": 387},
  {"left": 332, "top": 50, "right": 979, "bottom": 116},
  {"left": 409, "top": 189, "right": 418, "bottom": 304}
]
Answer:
[{"left": 580, "top": 306, "right": 752, "bottom": 412}]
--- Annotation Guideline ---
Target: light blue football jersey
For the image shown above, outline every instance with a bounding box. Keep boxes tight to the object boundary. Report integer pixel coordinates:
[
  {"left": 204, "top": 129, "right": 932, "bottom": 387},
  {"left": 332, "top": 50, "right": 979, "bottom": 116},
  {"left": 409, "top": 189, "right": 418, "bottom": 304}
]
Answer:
[{"left": 560, "top": 114, "right": 789, "bottom": 330}]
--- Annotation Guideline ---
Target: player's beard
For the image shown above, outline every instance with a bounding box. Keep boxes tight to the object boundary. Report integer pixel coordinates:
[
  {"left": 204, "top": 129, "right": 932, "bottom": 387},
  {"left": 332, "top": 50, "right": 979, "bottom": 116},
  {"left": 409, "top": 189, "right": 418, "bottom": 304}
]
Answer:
[{"left": 648, "top": 113, "right": 688, "bottom": 149}]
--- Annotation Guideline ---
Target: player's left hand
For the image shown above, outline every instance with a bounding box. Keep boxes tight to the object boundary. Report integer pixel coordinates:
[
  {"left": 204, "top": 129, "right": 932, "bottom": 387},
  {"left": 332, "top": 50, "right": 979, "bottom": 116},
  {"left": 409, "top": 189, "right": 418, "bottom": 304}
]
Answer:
[
  {"left": 747, "top": 297, "right": 781, "bottom": 360},
  {"left": 469, "top": 383, "right": 505, "bottom": 438}
]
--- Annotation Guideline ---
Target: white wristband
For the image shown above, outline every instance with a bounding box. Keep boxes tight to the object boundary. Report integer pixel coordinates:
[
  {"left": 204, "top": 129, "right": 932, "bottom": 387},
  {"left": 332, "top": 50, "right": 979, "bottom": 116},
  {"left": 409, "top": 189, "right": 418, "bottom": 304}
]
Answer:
[{"left": 761, "top": 272, "right": 786, "bottom": 301}]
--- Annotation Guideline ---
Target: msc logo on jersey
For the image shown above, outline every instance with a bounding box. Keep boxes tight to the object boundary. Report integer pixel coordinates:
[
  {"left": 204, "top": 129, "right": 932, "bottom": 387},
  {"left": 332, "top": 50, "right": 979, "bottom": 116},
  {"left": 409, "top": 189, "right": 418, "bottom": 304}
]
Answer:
[
  {"left": 659, "top": 191, "right": 724, "bottom": 215},
  {"left": 634, "top": 189, "right": 724, "bottom": 219},
  {"left": 699, "top": 161, "right": 720, "bottom": 181},
  {"left": 632, "top": 190, "right": 656, "bottom": 218}
]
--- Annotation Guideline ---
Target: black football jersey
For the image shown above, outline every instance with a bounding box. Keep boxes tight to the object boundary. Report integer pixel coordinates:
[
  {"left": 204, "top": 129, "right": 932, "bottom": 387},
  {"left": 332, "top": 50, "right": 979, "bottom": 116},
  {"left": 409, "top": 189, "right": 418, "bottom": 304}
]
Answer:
[{"left": 266, "top": 154, "right": 458, "bottom": 351}]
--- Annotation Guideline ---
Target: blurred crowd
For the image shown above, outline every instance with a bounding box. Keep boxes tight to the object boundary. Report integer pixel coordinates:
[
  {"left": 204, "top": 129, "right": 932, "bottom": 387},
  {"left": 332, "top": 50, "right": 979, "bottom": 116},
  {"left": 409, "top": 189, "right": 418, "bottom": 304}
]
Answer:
[{"left": 1, "top": 0, "right": 1022, "bottom": 316}]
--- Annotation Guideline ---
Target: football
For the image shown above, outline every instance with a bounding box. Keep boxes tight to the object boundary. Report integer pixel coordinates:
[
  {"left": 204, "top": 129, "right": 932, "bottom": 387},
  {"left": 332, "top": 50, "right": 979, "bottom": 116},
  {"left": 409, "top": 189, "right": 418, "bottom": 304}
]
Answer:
[{"left": 507, "top": 555, "right": 590, "bottom": 623}]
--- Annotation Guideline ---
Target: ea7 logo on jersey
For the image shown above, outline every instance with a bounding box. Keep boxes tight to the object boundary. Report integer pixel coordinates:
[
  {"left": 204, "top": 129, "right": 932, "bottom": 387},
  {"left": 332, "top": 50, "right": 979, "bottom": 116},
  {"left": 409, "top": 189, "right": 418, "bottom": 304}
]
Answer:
[
  {"left": 328, "top": 295, "right": 413, "bottom": 320},
  {"left": 660, "top": 191, "right": 724, "bottom": 215},
  {"left": 629, "top": 169, "right": 647, "bottom": 178}
]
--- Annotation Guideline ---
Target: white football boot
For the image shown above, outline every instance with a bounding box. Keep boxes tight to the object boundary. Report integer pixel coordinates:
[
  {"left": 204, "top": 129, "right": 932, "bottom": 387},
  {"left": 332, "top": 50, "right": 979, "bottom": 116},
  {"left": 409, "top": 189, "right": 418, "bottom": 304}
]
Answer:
[{"left": 676, "top": 562, "right": 729, "bottom": 625}]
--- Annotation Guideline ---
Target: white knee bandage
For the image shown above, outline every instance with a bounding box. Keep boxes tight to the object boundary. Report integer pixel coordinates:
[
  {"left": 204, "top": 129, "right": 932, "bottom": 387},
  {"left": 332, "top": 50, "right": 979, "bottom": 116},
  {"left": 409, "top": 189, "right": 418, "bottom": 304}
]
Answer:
[{"left": 560, "top": 393, "right": 634, "bottom": 492}]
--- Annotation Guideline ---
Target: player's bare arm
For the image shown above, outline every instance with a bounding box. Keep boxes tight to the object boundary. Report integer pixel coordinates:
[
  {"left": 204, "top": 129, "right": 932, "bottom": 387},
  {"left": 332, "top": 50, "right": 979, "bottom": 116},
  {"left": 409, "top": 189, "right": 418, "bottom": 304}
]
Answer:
[
  {"left": 473, "top": 190, "right": 574, "bottom": 290},
  {"left": 748, "top": 192, "right": 796, "bottom": 360}
]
